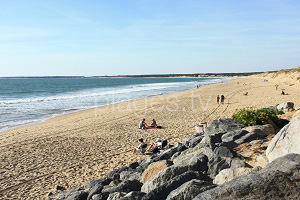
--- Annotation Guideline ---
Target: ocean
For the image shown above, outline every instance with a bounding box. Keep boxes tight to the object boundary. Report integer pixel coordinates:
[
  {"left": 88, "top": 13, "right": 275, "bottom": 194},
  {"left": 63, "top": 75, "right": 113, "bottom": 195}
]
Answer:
[{"left": 0, "top": 77, "right": 227, "bottom": 132}]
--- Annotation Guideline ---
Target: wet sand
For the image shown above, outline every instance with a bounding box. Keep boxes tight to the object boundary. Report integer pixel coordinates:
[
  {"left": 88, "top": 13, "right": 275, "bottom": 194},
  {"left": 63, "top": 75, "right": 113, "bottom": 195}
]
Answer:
[{"left": 1, "top": 77, "right": 300, "bottom": 199}]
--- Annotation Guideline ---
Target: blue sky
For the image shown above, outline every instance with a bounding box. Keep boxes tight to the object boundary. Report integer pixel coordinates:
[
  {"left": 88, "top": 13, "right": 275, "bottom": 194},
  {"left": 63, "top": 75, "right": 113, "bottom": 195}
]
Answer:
[{"left": 0, "top": 0, "right": 299, "bottom": 76}]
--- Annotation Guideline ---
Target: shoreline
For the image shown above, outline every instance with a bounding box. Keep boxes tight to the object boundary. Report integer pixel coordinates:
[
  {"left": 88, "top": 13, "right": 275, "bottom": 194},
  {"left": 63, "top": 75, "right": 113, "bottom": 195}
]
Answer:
[
  {"left": 0, "top": 77, "right": 231, "bottom": 134},
  {"left": 1, "top": 76, "right": 300, "bottom": 199}
]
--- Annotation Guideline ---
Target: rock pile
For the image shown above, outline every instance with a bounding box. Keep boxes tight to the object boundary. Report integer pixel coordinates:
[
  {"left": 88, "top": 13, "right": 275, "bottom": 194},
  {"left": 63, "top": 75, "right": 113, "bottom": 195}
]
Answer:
[{"left": 48, "top": 117, "right": 300, "bottom": 200}]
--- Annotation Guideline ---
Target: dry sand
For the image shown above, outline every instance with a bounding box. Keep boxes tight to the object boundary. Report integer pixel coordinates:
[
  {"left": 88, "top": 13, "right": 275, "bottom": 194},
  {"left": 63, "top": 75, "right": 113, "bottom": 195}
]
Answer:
[{"left": 1, "top": 77, "right": 300, "bottom": 199}]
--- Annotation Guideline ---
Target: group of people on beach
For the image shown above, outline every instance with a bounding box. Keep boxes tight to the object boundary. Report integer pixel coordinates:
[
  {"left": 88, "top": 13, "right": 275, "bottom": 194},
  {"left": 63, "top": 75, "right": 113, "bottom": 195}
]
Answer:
[
  {"left": 216, "top": 95, "right": 225, "bottom": 104},
  {"left": 133, "top": 137, "right": 168, "bottom": 155},
  {"left": 139, "top": 118, "right": 162, "bottom": 129}
]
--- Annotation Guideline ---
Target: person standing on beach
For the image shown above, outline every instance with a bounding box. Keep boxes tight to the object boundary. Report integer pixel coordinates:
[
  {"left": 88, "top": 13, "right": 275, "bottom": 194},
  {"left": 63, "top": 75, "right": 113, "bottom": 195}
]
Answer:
[
  {"left": 221, "top": 95, "right": 225, "bottom": 104},
  {"left": 275, "top": 84, "right": 279, "bottom": 90},
  {"left": 217, "top": 95, "right": 220, "bottom": 104}
]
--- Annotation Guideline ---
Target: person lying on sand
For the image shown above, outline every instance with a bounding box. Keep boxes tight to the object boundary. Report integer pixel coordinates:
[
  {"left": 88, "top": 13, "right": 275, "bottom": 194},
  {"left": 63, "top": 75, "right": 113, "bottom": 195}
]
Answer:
[
  {"left": 147, "top": 138, "right": 168, "bottom": 153},
  {"left": 133, "top": 138, "right": 147, "bottom": 155}
]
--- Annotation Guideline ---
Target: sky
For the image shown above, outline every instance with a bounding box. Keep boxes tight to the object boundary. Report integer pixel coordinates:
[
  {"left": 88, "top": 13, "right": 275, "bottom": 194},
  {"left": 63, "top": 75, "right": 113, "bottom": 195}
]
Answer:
[{"left": 0, "top": 0, "right": 299, "bottom": 76}]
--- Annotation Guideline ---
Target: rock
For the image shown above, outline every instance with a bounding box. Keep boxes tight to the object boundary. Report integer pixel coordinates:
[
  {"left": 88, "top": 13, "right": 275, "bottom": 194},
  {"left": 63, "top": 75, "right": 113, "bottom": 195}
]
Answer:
[
  {"left": 87, "top": 182, "right": 105, "bottom": 200},
  {"left": 184, "top": 135, "right": 204, "bottom": 148},
  {"left": 107, "top": 192, "right": 127, "bottom": 200},
  {"left": 207, "top": 155, "right": 230, "bottom": 178},
  {"left": 141, "top": 160, "right": 171, "bottom": 183},
  {"left": 243, "top": 124, "right": 275, "bottom": 137},
  {"left": 213, "top": 167, "right": 253, "bottom": 185},
  {"left": 174, "top": 154, "right": 208, "bottom": 173},
  {"left": 102, "top": 179, "right": 142, "bottom": 194},
  {"left": 221, "top": 129, "right": 248, "bottom": 144},
  {"left": 213, "top": 146, "right": 233, "bottom": 158},
  {"left": 129, "top": 162, "right": 139, "bottom": 169},
  {"left": 204, "top": 118, "right": 244, "bottom": 144},
  {"left": 172, "top": 143, "right": 210, "bottom": 164},
  {"left": 256, "top": 155, "right": 269, "bottom": 168},
  {"left": 49, "top": 190, "right": 88, "bottom": 200},
  {"left": 228, "top": 158, "right": 246, "bottom": 169},
  {"left": 120, "top": 171, "right": 141, "bottom": 181},
  {"left": 195, "top": 154, "right": 300, "bottom": 200},
  {"left": 141, "top": 163, "right": 209, "bottom": 194},
  {"left": 207, "top": 154, "right": 246, "bottom": 178},
  {"left": 121, "top": 191, "right": 145, "bottom": 200},
  {"left": 151, "top": 143, "right": 188, "bottom": 162},
  {"left": 277, "top": 102, "right": 295, "bottom": 113},
  {"left": 266, "top": 116, "right": 300, "bottom": 162},
  {"left": 142, "top": 171, "right": 204, "bottom": 200},
  {"left": 170, "top": 152, "right": 181, "bottom": 161},
  {"left": 83, "top": 177, "right": 112, "bottom": 191},
  {"left": 166, "top": 179, "right": 215, "bottom": 200},
  {"left": 91, "top": 192, "right": 109, "bottom": 200},
  {"left": 107, "top": 166, "right": 129, "bottom": 180}
]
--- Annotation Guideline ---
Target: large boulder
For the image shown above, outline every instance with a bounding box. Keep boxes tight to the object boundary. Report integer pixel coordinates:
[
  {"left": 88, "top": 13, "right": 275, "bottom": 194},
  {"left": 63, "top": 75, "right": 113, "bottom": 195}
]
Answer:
[
  {"left": 172, "top": 143, "right": 211, "bottom": 164},
  {"left": 121, "top": 191, "right": 145, "bottom": 200},
  {"left": 184, "top": 135, "right": 204, "bottom": 148},
  {"left": 101, "top": 179, "right": 142, "bottom": 194},
  {"left": 266, "top": 116, "right": 300, "bottom": 162},
  {"left": 213, "top": 167, "right": 253, "bottom": 185},
  {"left": 277, "top": 102, "right": 295, "bottom": 113},
  {"left": 49, "top": 190, "right": 88, "bottom": 200},
  {"left": 141, "top": 160, "right": 171, "bottom": 183},
  {"left": 120, "top": 171, "right": 141, "bottom": 181},
  {"left": 195, "top": 154, "right": 300, "bottom": 200},
  {"left": 166, "top": 179, "right": 215, "bottom": 200},
  {"left": 204, "top": 118, "right": 244, "bottom": 144},
  {"left": 141, "top": 171, "right": 203, "bottom": 200}
]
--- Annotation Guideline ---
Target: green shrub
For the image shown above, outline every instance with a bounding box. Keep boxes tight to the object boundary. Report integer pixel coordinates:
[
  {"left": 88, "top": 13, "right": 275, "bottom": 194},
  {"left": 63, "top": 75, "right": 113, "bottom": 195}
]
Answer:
[{"left": 232, "top": 108, "right": 283, "bottom": 126}]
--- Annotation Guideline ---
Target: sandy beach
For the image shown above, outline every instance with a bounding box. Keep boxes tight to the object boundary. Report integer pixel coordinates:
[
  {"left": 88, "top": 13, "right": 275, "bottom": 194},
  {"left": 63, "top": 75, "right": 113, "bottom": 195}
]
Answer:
[{"left": 1, "top": 77, "right": 300, "bottom": 199}]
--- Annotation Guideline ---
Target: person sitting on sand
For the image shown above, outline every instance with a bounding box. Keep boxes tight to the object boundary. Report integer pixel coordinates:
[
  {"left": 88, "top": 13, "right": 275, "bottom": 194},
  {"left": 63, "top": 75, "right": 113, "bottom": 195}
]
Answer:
[
  {"left": 133, "top": 138, "right": 147, "bottom": 155},
  {"left": 281, "top": 91, "right": 285, "bottom": 95},
  {"left": 150, "top": 119, "right": 162, "bottom": 128},
  {"left": 139, "top": 118, "right": 148, "bottom": 129}
]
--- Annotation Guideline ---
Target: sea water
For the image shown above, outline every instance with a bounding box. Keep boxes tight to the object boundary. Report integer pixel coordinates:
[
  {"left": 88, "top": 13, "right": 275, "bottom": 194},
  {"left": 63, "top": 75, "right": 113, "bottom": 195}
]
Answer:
[{"left": 0, "top": 77, "right": 227, "bottom": 131}]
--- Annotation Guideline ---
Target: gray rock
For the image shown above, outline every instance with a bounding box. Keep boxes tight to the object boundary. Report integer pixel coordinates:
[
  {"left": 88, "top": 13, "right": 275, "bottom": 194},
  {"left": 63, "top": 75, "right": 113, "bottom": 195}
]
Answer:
[
  {"left": 266, "top": 116, "right": 300, "bottom": 162},
  {"left": 142, "top": 171, "right": 204, "bottom": 200},
  {"left": 195, "top": 154, "right": 300, "bottom": 200},
  {"left": 141, "top": 162, "right": 209, "bottom": 194},
  {"left": 107, "top": 192, "right": 127, "bottom": 200},
  {"left": 174, "top": 154, "right": 208, "bottom": 173},
  {"left": 204, "top": 118, "right": 244, "bottom": 144},
  {"left": 166, "top": 179, "right": 215, "bottom": 200},
  {"left": 213, "top": 167, "right": 253, "bottom": 185},
  {"left": 213, "top": 146, "right": 233, "bottom": 158},
  {"left": 207, "top": 155, "right": 230, "bottom": 178},
  {"left": 172, "top": 143, "right": 209, "bottom": 164},
  {"left": 121, "top": 191, "right": 145, "bottom": 200},
  {"left": 83, "top": 177, "right": 112, "bottom": 191},
  {"left": 277, "top": 102, "right": 295, "bottom": 113},
  {"left": 49, "top": 190, "right": 88, "bottom": 200},
  {"left": 102, "top": 179, "right": 142, "bottom": 194},
  {"left": 87, "top": 182, "right": 105, "bottom": 200},
  {"left": 185, "top": 135, "right": 205, "bottom": 148},
  {"left": 120, "top": 171, "right": 141, "bottom": 181},
  {"left": 221, "top": 129, "right": 248, "bottom": 143}
]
